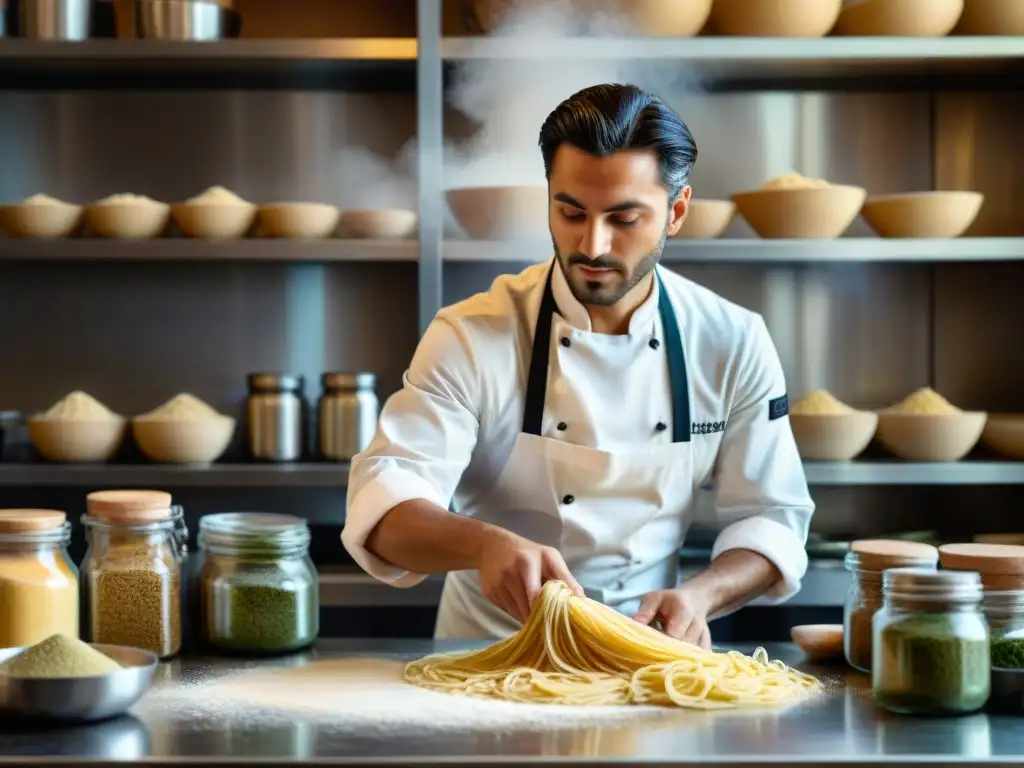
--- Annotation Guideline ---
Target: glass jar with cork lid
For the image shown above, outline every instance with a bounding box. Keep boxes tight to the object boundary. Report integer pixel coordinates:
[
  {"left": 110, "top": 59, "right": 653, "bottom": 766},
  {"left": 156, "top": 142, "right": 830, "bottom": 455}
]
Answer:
[
  {"left": 198, "top": 512, "right": 318, "bottom": 655},
  {"left": 0, "top": 509, "right": 79, "bottom": 648},
  {"left": 940, "top": 543, "right": 1024, "bottom": 670},
  {"left": 872, "top": 567, "right": 990, "bottom": 716},
  {"left": 843, "top": 539, "right": 939, "bottom": 673},
  {"left": 81, "top": 490, "right": 188, "bottom": 659}
]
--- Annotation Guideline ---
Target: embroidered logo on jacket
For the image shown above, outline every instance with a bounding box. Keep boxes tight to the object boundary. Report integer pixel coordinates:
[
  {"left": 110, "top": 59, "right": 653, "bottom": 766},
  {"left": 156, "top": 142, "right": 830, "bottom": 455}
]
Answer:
[
  {"left": 769, "top": 394, "right": 789, "bottom": 421},
  {"left": 691, "top": 421, "right": 726, "bottom": 436}
]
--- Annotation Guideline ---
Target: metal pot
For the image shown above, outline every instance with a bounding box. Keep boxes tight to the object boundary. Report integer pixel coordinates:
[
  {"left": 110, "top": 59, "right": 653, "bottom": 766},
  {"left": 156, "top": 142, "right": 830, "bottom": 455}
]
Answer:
[
  {"left": 133, "top": 0, "right": 238, "bottom": 40},
  {"left": 16, "top": 0, "right": 92, "bottom": 40}
]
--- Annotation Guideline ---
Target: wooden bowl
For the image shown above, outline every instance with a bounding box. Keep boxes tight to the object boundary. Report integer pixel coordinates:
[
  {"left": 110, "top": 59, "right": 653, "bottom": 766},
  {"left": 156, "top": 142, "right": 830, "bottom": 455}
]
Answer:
[
  {"left": 732, "top": 185, "right": 866, "bottom": 239},
  {"left": 981, "top": 414, "right": 1024, "bottom": 460},
  {"left": 791, "top": 624, "right": 844, "bottom": 661},
  {"left": 339, "top": 209, "right": 418, "bottom": 239},
  {"left": 89, "top": 203, "right": 171, "bottom": 239},
  {"left": 790, "top": 411, "right": 879, "bottom": 462},
  {"left": 446, "top": 186, "right": 549, "bottom": 240},
  {"left": 709, "top": 0, "right": 842, "bottom": 36},
  {"left": 861, "top": 191, "right": 984, "bottom": 239},
  {"left": 171, "top": 203, "right": 257, "bottom": 239},
  {"left": 876, "top": 411, "right": 987, "bottom": 462},
  {"left": 1, "top": 202, "right": 83, "bottom": 238},
  {"left": 132, "top": 416, "right": 235, "bottom": 464},
  {"left": 672, "top": 200, "right": 735, "bottom": 239},
  {"left": 27, "top": 418, "right": 127, "bottom": 462},
  {"left": 629, "top": 0, "right": 713, "bottom": 36},
  {"left": 956, "top": 0, "right": 1024, "bottom": 34},
  {"left": 834, "top": 0, "right": 964, "bottom": 36},
  {"left": 258, "top": 203, "right": 340, "bottom": 239}
]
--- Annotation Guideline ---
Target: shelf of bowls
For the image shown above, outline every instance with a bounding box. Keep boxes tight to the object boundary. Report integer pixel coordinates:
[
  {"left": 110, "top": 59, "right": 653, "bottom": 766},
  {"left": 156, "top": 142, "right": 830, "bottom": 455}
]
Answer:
[
  {"left": 16, "top": 391, "right": 238, "bottom": 465},
  {"left": 0, "top": 494, "right": 319, "bottom": 671},
  {"left": 788, "top": 387, "right": 1024, "bottom": 464},
  {"left": 469, "top": 0, "right": 1023, "bottom": 38},
  {"left": 447, "top": 171, "right": 989, "bottom": 244},
  {"left": 0, "top": 187, "right": 418, "bottom": 241},
  {"left": 790, "top": 536, "right": 1024, "bottom": 716}
]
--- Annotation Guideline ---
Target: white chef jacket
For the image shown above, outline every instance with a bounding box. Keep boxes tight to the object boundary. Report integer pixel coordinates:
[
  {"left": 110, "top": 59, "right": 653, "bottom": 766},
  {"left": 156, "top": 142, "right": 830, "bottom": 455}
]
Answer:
[{"left": 342, "top": 258, "right": 814, "bottom": 635}]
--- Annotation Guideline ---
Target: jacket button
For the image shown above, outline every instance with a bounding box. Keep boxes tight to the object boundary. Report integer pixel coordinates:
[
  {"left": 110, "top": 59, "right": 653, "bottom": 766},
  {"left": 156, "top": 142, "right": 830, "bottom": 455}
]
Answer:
[
  {"left": 649, "top": 338, "right": 660, "bottom": 350},
  {"left": 562, "top": 494, "right": 575, "bottom": 505},
  {"left": 655, "top": 422, "right": 667, "bottom": 432},
  {"left": 560, "top": 336, "right": 571, "bottom": 347},
  {"left": 556, "top": 421, "right": 567, "bottom": 431}
]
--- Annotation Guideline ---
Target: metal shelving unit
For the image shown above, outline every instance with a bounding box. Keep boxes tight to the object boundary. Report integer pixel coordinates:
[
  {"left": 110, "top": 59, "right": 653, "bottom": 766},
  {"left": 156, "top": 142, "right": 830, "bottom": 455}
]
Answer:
[
  {"left": 0, "top": 239, "right": 417, "bottom": 262},
  {"left": 444, "top": 237, "right": 1024, "bottom": 263},
  {"left": 0, "top": 460, "right": 1020, "bottom": 488}
]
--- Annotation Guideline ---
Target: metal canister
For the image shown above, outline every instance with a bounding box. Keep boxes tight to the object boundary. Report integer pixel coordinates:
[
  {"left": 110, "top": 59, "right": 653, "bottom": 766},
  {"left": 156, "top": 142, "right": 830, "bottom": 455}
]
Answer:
[
  {"left": 18, "top": 0, "right": 93, "bottom": 40},
  {"left": 317, "top": 372, "right": 378, "bottom": 461},
  {"left": 245, "top": 373, "right": 307, "bottom": 462}
]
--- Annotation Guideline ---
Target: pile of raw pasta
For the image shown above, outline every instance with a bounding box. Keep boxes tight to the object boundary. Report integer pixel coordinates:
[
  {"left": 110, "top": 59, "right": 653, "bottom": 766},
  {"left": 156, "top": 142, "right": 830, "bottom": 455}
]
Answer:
[{"left": 405, "top": 580, "right": 821, "bottom": 709}]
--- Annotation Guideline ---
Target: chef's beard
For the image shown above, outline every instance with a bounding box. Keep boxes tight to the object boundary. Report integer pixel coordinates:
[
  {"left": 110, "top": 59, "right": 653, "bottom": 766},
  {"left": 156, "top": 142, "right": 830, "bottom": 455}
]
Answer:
[{"left": 553, "top": 223, "right": 668, "bottom": 307}]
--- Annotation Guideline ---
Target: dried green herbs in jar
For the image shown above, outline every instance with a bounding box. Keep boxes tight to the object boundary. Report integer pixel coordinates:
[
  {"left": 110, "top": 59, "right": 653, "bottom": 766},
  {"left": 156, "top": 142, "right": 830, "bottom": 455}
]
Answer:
[
  {"left": 199, "top": 513, "right": 318, "bottom": 655},
  {"left": 82, "top": 490, "right": 187, "bottom": 659},
  {"left": 873, "top": 568, "right": 990, "bottom": 716}
]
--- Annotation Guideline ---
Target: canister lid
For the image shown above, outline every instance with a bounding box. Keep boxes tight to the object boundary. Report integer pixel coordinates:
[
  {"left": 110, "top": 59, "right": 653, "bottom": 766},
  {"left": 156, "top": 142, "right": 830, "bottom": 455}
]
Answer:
[
  {"left": 86, "top": 490, "right": 173, "bottom": 524},
  {"left": 0, "top": 509, "right": 66, "bottom": 533},
  {"left": 321, "top": 372, "right": 376, "bottom": 391},
  {"left": 848, "top": 539, "right": 940, "bottom": 571},
  {"left": 939, "top": 543, "right": 1024, "bottom": 589},
  {"left": 247, "top": 373, "right": 305, "bottom": 393},
  {"left": 884, "top": 566, "right": 983, "bottom": 601}
]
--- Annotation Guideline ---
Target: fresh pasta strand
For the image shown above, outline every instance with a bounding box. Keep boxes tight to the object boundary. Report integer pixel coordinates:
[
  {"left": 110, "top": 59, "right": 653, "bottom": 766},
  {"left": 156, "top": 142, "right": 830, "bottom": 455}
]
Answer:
[{"left": 404, "top": 580, "right": 822, "bottom": 709}]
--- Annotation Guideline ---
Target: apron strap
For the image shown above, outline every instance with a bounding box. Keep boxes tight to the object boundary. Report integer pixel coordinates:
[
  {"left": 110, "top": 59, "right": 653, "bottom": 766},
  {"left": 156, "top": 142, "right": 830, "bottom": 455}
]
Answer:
[{"left": 522, "top": 263, "right": 690, "bottom": 443}]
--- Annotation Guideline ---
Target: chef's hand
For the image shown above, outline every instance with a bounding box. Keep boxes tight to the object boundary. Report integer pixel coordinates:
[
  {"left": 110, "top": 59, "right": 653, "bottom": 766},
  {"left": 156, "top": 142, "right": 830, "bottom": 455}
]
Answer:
[
  {"left": 477, "top": 530, "right": 584, "bottom": 624},
  {"left": 634, "top": 586, "right": 713, "bottom": 650}
]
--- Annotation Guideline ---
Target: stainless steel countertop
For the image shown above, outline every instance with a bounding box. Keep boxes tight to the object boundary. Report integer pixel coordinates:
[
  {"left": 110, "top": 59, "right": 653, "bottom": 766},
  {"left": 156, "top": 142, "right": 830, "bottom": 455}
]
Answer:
[{"left": 0, "top": 639, "right": 1020, "bottom": 767}]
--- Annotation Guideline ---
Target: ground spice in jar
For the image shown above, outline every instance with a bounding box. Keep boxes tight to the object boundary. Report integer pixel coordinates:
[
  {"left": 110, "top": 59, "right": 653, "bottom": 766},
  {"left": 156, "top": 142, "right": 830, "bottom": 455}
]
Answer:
[
  {"left": 0, "top": 634, "right": 121, "bottom": 678},
  {"left": 0, "top": 510, "right": 79, "bottom": 648},
  {"left": 873, "top": 568, "right": 990, "bottom": 716},
  {"left": 83, "top": 490, "right": 185, "bottom": 659},
  {"left": 843, "top": 539, "right": 939, "bottom": 673},
  {"left": 200, "top": 513, "right": 318, "bottom": 655}
]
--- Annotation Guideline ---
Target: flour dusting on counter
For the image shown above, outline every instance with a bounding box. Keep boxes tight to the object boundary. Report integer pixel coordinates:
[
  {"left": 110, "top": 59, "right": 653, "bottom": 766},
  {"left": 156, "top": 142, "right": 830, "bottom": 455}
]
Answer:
[{"left": 131, "top": 658, "right": 686, "bottom": 734}]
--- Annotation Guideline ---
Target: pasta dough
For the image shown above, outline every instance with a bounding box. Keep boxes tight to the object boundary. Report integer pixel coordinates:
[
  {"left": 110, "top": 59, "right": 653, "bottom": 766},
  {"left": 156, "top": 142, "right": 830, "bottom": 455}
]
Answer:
[{"left": 405, "top": 581, "right": 822, "bottom": 709}]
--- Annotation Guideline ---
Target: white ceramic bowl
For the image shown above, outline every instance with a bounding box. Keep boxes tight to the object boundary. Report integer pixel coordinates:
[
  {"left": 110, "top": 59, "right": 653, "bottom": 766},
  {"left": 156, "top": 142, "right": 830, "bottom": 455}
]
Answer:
[
  {"left": 339, "top": 209, "right": 418, "bottom": 239},
  {"left": 446, "top": 186, "right": 549, "bottom": 240}
]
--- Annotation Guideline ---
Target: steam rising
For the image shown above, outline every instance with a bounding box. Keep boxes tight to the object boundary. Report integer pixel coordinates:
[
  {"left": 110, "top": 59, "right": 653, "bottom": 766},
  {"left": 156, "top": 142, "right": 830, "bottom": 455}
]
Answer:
[{"left": 332, "top": 1, "right": 710, "bottom": 211}]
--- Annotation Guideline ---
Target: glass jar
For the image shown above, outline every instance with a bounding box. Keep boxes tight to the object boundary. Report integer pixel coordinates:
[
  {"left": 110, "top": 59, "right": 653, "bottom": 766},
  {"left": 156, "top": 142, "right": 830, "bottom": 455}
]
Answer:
[
  {"left": 873, "top": 567, "right": 990, "bottom": 716},
  {"left": 983, "top": 589, "right": 1024, "bottom": 669},
  {"left": 199, "top": 512, "right": 318, "bottom": 655},
  {"left": 843, "top": 540, "right": 939, "bottom": 672},
  {"left": 81, "top": 490, "right": 187, "bottom": 659},
  {"left": 0, "top": 509, "right": 78, "bottom": 647}
]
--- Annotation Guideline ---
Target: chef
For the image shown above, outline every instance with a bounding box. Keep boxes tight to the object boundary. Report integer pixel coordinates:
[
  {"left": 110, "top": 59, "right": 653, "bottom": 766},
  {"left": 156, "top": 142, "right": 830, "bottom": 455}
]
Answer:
[{"left": 342, "top": 83, "right": 815, "bottom": 648}]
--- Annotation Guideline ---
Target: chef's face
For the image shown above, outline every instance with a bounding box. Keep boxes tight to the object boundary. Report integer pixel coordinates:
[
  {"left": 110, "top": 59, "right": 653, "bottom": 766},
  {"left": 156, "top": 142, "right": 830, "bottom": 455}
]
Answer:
[{"left": 549, "top": 145, "right": 690, "bottom": 307}]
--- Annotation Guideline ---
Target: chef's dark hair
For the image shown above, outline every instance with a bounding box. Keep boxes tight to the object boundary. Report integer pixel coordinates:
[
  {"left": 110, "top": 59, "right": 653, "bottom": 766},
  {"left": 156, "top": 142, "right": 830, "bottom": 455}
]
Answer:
[{"left": 538, "top": 83, "right": 697, "bottom": 198}]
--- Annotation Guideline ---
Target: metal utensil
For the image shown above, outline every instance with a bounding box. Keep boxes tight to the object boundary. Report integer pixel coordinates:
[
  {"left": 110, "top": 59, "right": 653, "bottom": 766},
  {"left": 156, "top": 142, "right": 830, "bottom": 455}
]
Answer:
[{"left": 0, "top": 644, "right": 158, "bottom": 723}]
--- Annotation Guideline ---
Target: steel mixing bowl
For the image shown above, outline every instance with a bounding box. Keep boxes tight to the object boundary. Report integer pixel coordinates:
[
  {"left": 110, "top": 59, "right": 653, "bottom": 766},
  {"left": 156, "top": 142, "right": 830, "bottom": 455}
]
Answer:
[{"left": 0, "top": 643, "right": 158, "bottom": 723}]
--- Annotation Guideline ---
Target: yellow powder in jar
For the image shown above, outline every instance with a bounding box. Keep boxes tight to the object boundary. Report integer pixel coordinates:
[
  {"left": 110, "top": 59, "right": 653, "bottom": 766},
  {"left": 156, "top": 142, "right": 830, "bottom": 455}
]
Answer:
[
  {"left": 0, "top": 554, "right": 79, "bottom": 648},
  {"left": 791, "top": 389, "right": 857, "bottom": 415},
  {"left": 886, "top": 387, "right": 962, "bottom": 415}
]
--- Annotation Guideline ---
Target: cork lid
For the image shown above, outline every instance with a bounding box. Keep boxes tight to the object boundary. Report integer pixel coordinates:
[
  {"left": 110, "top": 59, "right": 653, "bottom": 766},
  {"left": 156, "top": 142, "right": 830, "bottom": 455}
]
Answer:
[
  {"left": 86, "top": 490, "right": 173, "bottom": 524},
  {"left": 848, "top": 539, "right": 940, "bottom": 570},
  {"left": 939, "top": 543, "right": 1024, "bottom": 576},
  {"left": 0, "top": 509, "right": 67, "bottom": 534}
]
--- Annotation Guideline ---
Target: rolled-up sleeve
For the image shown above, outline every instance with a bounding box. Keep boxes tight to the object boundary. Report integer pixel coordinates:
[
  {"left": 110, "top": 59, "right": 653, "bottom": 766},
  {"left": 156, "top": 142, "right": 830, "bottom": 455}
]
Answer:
[
  {"left": 341, "top": 315, "right": 481, "bottom": 588},
  {"left": 709, "top": 315, "right": 814, "bottom": 603}
]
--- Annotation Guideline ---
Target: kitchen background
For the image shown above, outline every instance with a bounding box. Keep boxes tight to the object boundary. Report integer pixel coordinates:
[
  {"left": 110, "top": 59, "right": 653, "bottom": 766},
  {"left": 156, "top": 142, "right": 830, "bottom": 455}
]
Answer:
[{"left": 0, "top": 0, "right": 1021, "bottom": 642}]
